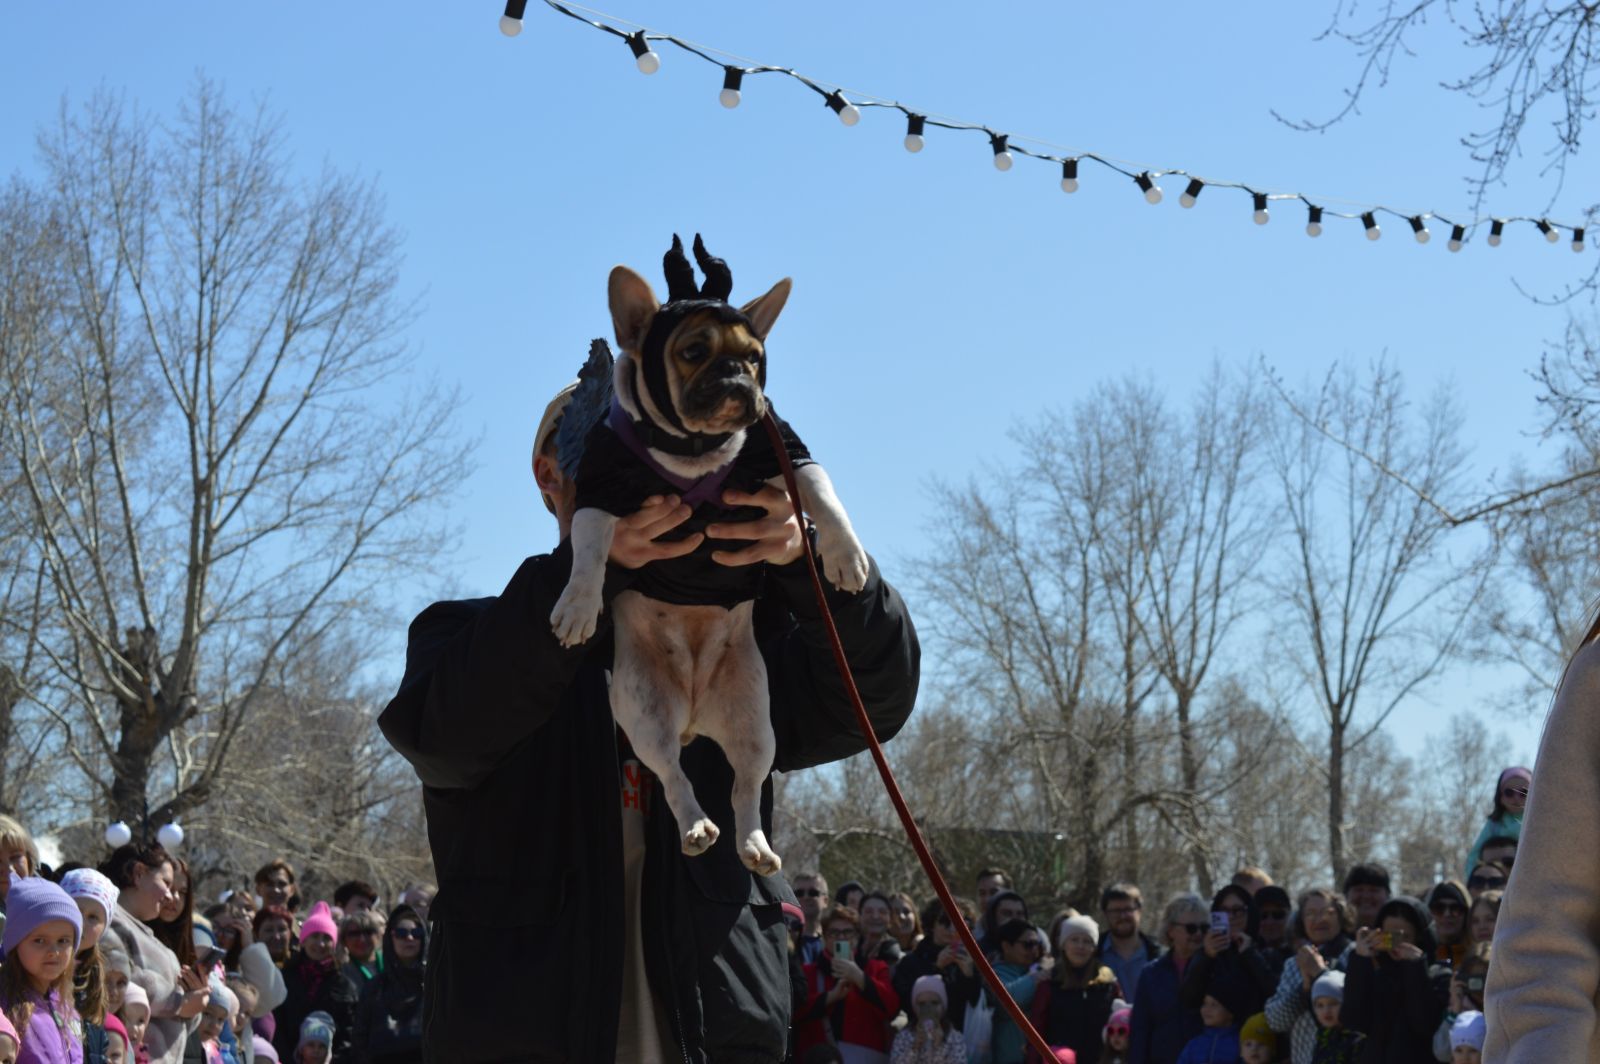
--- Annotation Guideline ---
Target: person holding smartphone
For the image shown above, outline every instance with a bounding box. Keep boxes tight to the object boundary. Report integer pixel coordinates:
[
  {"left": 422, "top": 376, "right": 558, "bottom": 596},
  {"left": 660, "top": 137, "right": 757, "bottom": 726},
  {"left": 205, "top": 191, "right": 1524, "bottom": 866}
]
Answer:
[
  {"left": 893, "top": 897, "right": 981, "bottom": 1034},
  {"left": 1340, "top": 896, "right": 1449, "bottom": 1064},
  {"left": 796, "top": 905, "right": 901, "bottom": 1062}
]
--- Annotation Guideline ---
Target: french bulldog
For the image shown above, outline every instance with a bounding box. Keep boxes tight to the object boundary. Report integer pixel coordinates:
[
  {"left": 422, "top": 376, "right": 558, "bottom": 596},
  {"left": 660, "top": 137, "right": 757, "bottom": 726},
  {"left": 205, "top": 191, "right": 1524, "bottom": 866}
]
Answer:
[{"left": 550, "top": 236, "right": 868, "bottom": 876}]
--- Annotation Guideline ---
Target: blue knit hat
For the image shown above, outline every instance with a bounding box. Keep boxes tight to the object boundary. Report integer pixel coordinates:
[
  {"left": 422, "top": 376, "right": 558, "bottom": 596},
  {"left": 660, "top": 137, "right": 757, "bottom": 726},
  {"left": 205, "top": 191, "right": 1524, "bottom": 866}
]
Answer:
[
  {"left": 1, "top": 873, "right": 83, "bottom": 956},
  {"left": 298, "top": 1010, "right": 335, "bottom": 1050}
]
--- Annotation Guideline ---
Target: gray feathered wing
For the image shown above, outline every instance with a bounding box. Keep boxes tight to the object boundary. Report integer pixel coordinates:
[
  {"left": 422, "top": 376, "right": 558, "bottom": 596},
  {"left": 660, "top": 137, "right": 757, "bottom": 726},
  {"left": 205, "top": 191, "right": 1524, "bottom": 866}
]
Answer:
[{"left": 557, "top": 339, "right": 615, "bottom": 481}]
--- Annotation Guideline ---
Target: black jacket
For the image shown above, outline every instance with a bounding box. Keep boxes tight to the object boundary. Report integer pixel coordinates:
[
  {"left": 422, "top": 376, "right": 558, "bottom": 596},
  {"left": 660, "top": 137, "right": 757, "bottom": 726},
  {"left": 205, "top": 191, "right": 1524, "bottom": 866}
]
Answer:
[
  {"left": 353, "top": 904, "right": 426, "bottom": 1063},
  {"left": 1339, "top": 896, "right": 1449, "bottom": 1064},
  {"left": 378, "top": 538, "right": 919, "bottom": 1062}
]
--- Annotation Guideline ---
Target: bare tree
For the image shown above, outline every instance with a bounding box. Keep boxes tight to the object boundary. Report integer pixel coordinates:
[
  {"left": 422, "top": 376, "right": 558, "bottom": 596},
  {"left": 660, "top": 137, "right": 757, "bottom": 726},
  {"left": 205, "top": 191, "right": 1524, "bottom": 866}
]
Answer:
[
  {"left": 0, "top": 80, "right": 470, "bottom": 830},
  {"left": 1265, "top": 361, "right": 1487, "bottom": 881}
]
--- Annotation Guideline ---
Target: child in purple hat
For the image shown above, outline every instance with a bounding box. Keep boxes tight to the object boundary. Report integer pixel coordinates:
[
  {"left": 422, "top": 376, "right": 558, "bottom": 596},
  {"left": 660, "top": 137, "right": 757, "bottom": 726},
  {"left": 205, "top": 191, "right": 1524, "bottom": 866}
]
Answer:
[{"left": 0, "top": 872, "right": 85, "bottom": 1063}]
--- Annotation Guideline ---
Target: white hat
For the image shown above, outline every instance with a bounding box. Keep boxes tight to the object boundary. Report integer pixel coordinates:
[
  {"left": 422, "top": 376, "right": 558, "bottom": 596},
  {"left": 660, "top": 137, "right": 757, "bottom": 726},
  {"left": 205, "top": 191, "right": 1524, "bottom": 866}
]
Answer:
[
  {"left": 1311, "top": 970, "right": 1345, "bottom": 1003},
  {"left": 1057, "top": 914, "right": 1101, "bottom": 948}
]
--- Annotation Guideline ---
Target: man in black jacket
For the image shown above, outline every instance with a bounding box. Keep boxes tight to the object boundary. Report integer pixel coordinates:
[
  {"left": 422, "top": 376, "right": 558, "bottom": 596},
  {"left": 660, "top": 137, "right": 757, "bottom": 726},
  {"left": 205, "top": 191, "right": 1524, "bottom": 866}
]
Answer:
[{"left": 378, "top": 389, "right": 920, "bottom": 1063}]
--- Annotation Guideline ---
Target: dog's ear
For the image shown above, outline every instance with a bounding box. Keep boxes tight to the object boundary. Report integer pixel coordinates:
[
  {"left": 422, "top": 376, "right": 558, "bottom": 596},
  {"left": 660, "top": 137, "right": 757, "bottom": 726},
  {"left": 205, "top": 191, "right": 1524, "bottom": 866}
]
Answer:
[
  {"left": 738, "top": 278, "right": 792, "bottom": 341},
  {"left": 608, "top": 266, "right": 660, "bottom": 353}
]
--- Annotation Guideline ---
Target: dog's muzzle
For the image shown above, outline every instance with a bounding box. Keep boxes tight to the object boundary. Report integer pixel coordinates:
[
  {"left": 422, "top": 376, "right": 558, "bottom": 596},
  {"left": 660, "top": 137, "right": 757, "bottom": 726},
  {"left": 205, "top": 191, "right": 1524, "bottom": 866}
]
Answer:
[{"left": 684, "top": 364, "right": 762, "bottom": 426}]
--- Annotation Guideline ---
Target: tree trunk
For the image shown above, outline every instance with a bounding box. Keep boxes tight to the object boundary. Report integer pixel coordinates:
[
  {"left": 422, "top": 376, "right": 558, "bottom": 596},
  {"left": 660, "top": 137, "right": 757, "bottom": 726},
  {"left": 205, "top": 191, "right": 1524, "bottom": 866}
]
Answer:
[
  {"left": 1075, "top": 745, "right": 1106, "bottom": 910},
  {"left": 1328, "top": 718, "right": 1347, "bottom": 884},
  {"left": 0, "top": 665, "right": 17, "bottom": 811},
  {"left": 1176, "top": 690, "right": 1212, "bottom": 896}
]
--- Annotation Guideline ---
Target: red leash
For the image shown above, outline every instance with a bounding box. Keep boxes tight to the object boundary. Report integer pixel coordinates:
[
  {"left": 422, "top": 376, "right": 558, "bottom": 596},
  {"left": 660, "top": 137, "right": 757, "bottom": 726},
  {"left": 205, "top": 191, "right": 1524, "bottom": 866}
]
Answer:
[{"left": 762, "top": 411, "right": 1059, "bottom": 1063}]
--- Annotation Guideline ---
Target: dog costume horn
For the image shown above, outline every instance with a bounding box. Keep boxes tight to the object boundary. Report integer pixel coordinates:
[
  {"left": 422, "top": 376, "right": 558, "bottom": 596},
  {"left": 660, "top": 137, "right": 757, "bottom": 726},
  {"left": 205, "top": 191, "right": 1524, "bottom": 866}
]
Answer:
[
  {"left": 692, "top": 234, "right": 733, "bottom": 301},
  {"left": 663, "top": 235, "right": 700, "bottom": 302}
]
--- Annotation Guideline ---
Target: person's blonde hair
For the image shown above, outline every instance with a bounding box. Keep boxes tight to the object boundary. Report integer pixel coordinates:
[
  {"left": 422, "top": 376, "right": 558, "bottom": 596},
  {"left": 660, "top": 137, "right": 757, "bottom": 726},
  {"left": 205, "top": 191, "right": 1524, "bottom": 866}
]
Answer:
[
  {"left": 0, "top": 816, "right": 39, "bottom": 877},
  {"left": 1156, "top": 892, "right": 1208, "bottom": 947}
]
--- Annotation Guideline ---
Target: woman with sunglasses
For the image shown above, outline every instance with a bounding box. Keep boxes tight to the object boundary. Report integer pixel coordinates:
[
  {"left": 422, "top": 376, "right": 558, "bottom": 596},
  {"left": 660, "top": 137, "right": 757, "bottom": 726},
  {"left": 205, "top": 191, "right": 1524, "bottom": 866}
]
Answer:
[
  {"left": 352, "top": 905, "right": 426, "bottom": 1064},
  {"left": 1176, "top": 886, "right": 1275, "bottom": 1024},
  {"left": 1423, "top": 880, "right": 1472, "bottom": 968},
  {"left": 339, "top": 909, "right": 385, "bottom": 995},
  {"left": 1243, "top": 886, "right": 1294, "bottom": 984},
  {"left": 989, "top": 920, "right": 1050, "bottom": 1064},
  {"left": 1464, "top": 768, "right": 1529, "bottom": 882},
  {"left": 892, "top": 897, "right": 980, "bottom": 1034},
  {"left": 1127, "top": 893, "right": 1207, "bottom": 1064}
]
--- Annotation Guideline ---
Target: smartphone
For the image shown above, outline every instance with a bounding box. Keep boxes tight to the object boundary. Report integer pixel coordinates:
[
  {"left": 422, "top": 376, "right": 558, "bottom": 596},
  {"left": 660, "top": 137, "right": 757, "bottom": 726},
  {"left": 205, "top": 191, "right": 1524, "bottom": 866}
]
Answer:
[
  {"left": 1374, "top": 931, "right": 1394, "bottom": 951},
  {"left": 1210, "top": 912, "right": 1231, "bottom": 935},
  {"left": 832, "top": 939, "right": 852, "bottom": 961}
]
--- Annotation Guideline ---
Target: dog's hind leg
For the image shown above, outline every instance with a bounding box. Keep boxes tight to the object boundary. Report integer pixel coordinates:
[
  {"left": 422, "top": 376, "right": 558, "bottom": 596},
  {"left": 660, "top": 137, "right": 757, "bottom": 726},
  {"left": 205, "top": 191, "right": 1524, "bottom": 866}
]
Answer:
[
  {"left": 611, "top": 593, "right": 720, "bottom": 856},
  {"left": 697, "top": 602, "right": 781, "bottom": 876}
]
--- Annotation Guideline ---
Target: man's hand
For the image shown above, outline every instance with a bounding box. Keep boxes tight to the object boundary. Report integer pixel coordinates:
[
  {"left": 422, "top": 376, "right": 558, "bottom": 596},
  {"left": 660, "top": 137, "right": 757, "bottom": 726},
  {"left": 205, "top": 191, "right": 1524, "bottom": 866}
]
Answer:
[
  {"left": 706, "top": 485, "right": 805, "bottom": 567},
  {"left": 608, "top": 496, "right": 701, "bottom": 569}
]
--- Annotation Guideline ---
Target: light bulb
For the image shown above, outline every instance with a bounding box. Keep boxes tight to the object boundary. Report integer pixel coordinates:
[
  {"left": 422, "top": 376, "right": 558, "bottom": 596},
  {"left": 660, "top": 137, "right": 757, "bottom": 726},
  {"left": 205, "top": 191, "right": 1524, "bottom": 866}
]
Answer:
[
  {"left": 1574, "top": 228, "right": 1587, "bottom": 253},
  {"left": 1410, "top": 216, "right": 1429, "bottom": 243},
  {"left": 1306, "top": 205, "right": 1323, "bottom": 238},
  {"left": 1252, "top": 192, "right": 1269, "bottom": 225},
  {"left": 498, "top": 15, "right": 522, "bottom": 36},
  {"left": 990, "top": 135, "right": 1012, "bottom": 171},
  {"left": 1488, "top": 219, "right": 1504, "bottom": 247},
  {"left": 627, "top": 33, "right": 659, "bottom": 75},
  {"left": 825, "top": 92, "right": 859, "bottom": 126},
  {"left": 1448, "top": 224, "right": 1465, "bottom": 252},
  {"left": 1539, "top": 219, "right": 1560, "bottom": 243},
  {"left": 105, "top": 822, "right": 132, "bottom": 848},
  {"left": 157, "top": 822, "right": 184, "bottom": 849},
  {"left": 1362, "top": 212, "right": 1381, "bottom": 240},
  {"left": 1135, "top": 172, "right": 1162, "bottom": 204},
  {"left": 904, "top": 114, "right": 925, "bottom": 153},
  {"left": 1179, "top": 179, "right": 1203, "bottom": 209},
  {"left": 720, "top": 68, "right": 742, "bottom": 109},
  {"left": 1060, "top": 158, "right": 1079, "bottom": 194}
]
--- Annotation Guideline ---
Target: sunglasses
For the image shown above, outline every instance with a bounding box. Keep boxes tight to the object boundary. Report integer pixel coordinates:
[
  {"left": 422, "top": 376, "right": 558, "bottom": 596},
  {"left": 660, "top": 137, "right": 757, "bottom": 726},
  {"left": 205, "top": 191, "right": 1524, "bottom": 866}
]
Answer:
[
  {"left": 1258, "top": 909, "right": 1289, "bottom": 920},
  {"left": 795, "top": 889, "right": 825, "bottom": 898},
  {"left": 1501, "top": 786, "right": 1529, "bottom": 799},
  {"left": 1106, "top": 1025, "right": 1130, "bottom": 1037},
  {"left": 1178, "top": 923, "right": 1208, "bottom": 936},
  {"left": 1468, "top": 876, "right": 1507, "bottom": 890},
  {"left": 391, "top": 927, "right": 424, "bottom": 940}
]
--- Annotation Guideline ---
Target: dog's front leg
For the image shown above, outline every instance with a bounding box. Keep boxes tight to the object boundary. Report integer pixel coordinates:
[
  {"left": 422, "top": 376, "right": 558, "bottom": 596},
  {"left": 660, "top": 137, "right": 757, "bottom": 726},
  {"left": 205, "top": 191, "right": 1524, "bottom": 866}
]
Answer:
[
  {"left": 781, "top": 465, "right": 869, "bottom": 593},
  {"left": 550, "top": 507, "right": 616, "bottom": 646}
]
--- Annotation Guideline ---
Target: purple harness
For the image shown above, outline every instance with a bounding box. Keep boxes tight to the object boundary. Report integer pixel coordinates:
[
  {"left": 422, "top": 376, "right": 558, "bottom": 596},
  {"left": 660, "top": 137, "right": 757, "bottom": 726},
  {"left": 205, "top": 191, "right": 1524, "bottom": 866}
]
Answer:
[{"left": 607, "top": 399, "right": 737, "bottom": 509}]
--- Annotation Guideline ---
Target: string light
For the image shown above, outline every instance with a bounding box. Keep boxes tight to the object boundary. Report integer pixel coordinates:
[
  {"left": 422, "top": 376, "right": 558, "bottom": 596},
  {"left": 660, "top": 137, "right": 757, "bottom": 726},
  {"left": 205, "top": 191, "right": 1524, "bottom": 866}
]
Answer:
[
  {"left": 825, "top": 90, "right": 861, "bottom": 127},
  {"left": 627, "top": 31, "right": 660, "bottom": 74},
  {"left": 1575, "top": 228, "right": 1587, "bottom": 253},
  {"left": 991, "top": 134, "right": 1013, "bottom": 172},
  {"left": 157, "top": 822, "right": 185, "bottom": 849},
  {"left": 720, "top": 67, "right": 743, "bottom": 108},
  {"left": 1060, "top": 158, "right": 1079, "bottom": 194},
  {"left": 904, "top": 114, "right": 925, "bottom": 153},
  {"left": 104, "top": 822, "right": 133, "bottom": 848},
  {"left": 500, "top": 0, "right": 528, "bottom": 36},
  {"left": 511, "top": 0, "right": 1594, "bottom": 256}
]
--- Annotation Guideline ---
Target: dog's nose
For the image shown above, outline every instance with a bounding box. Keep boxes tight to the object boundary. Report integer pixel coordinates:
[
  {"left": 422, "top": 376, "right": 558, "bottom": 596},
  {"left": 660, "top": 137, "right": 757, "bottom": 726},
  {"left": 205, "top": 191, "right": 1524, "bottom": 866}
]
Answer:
[{"left": 708, "top": 357, "right": 751, "bottom": 380}]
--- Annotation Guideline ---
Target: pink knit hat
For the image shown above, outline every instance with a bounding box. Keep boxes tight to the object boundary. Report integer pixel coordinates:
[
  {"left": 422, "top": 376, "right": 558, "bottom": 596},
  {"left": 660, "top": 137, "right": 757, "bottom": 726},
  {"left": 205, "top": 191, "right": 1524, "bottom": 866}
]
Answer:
[
  {"left": 1103, "top": 1006, "right": 1132, "bottom": 1041},
  {"left": 298, "top": 900, "right": 338, "bottom": 942},
  {"left": 0, "top": 1006, "right": 16, "bottom": 1050},
  {"left": 103, "top": 1013, "right": 131, "bottom": 1055}
]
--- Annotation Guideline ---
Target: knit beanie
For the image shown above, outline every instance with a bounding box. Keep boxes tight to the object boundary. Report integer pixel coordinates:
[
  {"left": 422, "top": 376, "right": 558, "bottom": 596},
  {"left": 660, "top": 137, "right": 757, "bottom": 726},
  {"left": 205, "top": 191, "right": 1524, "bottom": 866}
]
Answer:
[
  {"left": 298, "top": 900, "right": 338, "bottom": 943},
  {"left": 103, "top": 1012, "right": 130, "bottom": 1055},
  {"left": 911, "top": 974, "right": 948, "bottom": 1010},
  {"left": 299, "top": 1010, "right": 335, "bottom": 1050},
  {"left": 239, "top": 942, "right": 289, "bottom": 1015},
  {"left": 208, "top": 980, "right": 239, "bottom": 1023},
  {"left": 1311, "top": 970, "right": 1345, "bottom": 1003},
  {"left": 0, "top": 1006, "right": 16, "bottom": 1051},
  {"left": 122, "top": 981, "right": 150, "bottom": 1015},
  {"left": 1451, "top": 1010, "right": 1487, "bottom": 1050},
  {"left": 1050, "top": 1051, "right": 1076, "bottom": 1064},
  {"left": 60, "top": 867, "right": 119, "bottom": 925},
  {"left": 1, "top": 873, "right": 82, "bottom": 956},
  {"left": 1058, "top": 913, "right": 1101, "bottom": 948},
  {"left": 1240, "top": 1012, "right": 1276, "bottom": 1052},
  {"left": 252, "top": 1035, "right": 281, "bottom": 1062},
  {"left": 1103, "top": 1006, "right": 1132, "bottom": 1042}
]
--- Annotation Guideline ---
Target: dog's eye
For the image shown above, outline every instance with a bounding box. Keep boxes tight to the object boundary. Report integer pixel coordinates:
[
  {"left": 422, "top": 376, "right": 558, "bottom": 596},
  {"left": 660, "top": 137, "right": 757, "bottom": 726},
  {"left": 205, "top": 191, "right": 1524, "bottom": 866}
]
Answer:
[{"left": 681, "top": 342, "right": 710, "bottom": 363}]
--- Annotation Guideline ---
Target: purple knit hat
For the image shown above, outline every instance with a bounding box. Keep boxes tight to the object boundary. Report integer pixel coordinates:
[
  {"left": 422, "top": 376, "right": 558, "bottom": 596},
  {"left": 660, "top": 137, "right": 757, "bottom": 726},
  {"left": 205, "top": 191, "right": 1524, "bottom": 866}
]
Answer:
[{"left": 1, "top": 873, "right": 82, "bottom": 956}]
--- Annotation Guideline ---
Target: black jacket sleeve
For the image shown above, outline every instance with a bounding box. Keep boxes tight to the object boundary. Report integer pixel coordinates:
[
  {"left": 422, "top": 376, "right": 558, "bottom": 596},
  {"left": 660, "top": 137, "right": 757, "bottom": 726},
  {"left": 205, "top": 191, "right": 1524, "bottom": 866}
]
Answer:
[
  {"left": 1177, "top": 950, "right": 1216, "bottom": 1010},
  {"left": 762, "top": 549, "right": 920, "bottom": 772},
  {"left": 377, "top": 543, "right": 604, "bottom": 791},
  {"left": 1339, "top": 953, "right": 1376, "bottom": 1034}
]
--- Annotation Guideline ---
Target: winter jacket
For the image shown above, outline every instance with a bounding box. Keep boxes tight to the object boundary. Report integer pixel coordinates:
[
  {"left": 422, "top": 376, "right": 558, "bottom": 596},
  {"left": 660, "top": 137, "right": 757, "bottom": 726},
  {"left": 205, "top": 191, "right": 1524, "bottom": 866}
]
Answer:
[
  {"left": 1173, "top": 1026, "right": 1238, "bottom": 1064},
  {"left": 1176, "top": 944, "right": 1276, "bottom": 1018},
  {"left": 351, "top": 905, "right": 425, "bottom": 1064},
  {"left": 1464, "top": 812, "right": 1521, "bottom": 881},
  {"left": 105, "top": 905, "right": 189, "bottom": 1064},
  {"left": 1309, "top": 1025, "right": 1364, "bottom": 1064},
  {"left": 3, "top": 988, "right": 84, "bottom": 1064},
  {"left": 378, "top": 540, "right": 920, "bottom": 1063},
  {"left": 1264, "top": 937, "right": 1353, "bottom": 1064},
  {"left": 892, "top": 938, "right": 981, "bottom": 1032},
  {"left": 270, "top": 952, "right": 357, "bottom": 1063},
  {"left": 1341, "top": 952, "right": 1449, "bottom": 1064},
  {"left": 1023, "top": 964, "right": 1121, "bottom": 1064},
  {"left": 889, "top": 1024, "right": 967, "bottom": 1064},
  {"left": 1129, "top": 953, "right": 1203, "bottom": 1064},
  {"left": 796, "top": 957, "right": 900, "bottom": 1056},
  {"left": 990, "top": 962, "right": 1042, "bottom": 1064}
]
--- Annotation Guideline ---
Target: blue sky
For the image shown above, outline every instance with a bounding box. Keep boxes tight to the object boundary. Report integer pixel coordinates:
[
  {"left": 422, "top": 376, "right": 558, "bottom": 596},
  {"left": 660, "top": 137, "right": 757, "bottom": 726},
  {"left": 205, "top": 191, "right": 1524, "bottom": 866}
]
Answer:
[{"left": 4, "top": 1, "right": 1580, "bottom": 765}]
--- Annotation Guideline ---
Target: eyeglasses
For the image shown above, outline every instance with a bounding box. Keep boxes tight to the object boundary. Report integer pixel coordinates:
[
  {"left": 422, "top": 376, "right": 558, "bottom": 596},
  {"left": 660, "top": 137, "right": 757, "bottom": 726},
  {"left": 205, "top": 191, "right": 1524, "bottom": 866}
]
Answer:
[
  {"left": 391, "top": 927, "right": 424, "bottom": 940},
  {"left": 1106, "top": 1025, "right": 1130, "bottom": 1037},
  {"left": 795, "top": 889, "right": 825, "bottom": 898},
  {"left": 1178, "top": 923, "right": 1208, "bottom": 936},
  {"left": 1104, "top": 906, "right": 1139, "bottom": 917},
  {"left": 824, "top": 929, "right": 859, "bottom": 940},
  {"left": 1429, "top": 902, "right": 1465, "bottom": 915},
  {"left": 1501, "top": 786, "right": 1528, "bottom": 799},
  {"left": 1468, "top": 875, "right": 1507, "bottom": 890},
  {"left": 1015, "top": 940, "right": 1043, "bottom": 952}
]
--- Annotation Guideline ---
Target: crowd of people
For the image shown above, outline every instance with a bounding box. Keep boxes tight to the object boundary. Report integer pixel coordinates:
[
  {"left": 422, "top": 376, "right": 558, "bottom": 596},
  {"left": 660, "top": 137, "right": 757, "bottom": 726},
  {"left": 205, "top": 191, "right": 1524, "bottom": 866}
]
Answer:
[
  {"left": 0, "top": 815, "right": 433, "bottom": 1064},
  {"left": 784, "top": 764, "right": 1527, "bottom": 1064}
]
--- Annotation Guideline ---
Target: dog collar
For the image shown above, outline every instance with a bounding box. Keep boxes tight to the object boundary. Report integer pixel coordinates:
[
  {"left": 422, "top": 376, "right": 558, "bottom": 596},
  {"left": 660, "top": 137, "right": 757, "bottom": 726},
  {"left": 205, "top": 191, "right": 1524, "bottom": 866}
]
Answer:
[
  {"left": 607, "top": 399, "right": 737, "bottom": 508},
  {"left": 638, "top": 300, "right": 762, "bottom": 436},
  {"left": 610, "top": 395, "right": 732, "bottom": 458}
]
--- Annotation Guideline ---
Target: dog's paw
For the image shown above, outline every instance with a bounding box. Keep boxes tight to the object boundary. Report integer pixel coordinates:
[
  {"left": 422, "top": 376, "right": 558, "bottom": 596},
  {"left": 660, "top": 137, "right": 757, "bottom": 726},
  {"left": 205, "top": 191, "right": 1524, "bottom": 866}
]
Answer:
[
  {"left": 817, "top": 526, "right": 869, "bottom": 593},
  {"left": 550, "top": 585, "right": 602, "bottom": 647},
  {"left": 739, "top": 831, "right": 782, "bottom": 877},
  {"left": 682, "top": 817, "right": 721, "bottom": 857}
]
